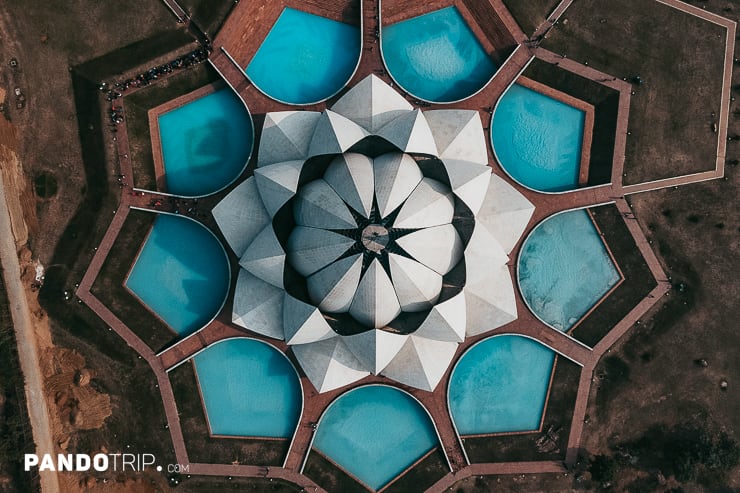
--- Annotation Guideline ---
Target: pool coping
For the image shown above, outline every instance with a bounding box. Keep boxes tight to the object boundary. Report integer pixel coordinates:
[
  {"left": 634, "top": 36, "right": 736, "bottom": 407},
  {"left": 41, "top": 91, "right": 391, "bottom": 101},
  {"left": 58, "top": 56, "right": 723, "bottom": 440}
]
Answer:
[
  {"left": 146, "top": 81, "right": 255, "bottom": 198},
  {"left": 489, "top": 75, "right": 596, "bottom": 194},
  {"left": 119, "top": 215, "right": 179, "bottom": 337},
  {"left": 124, "top": 208, "right": 233, "bottom": 341},
  {"left": 378, "top": 2, "right": 522, "bottom": 105},
  {"left": 308, "top": 449, "right": 373, "bottom": 492},
  {"left": 446, "top": 334, "right": 562, "bottom": 443},
  {"left": 186, "top": 337, "right": 305, "bottom": 451},
  {"left": 241, "top": 6, "right": 366, "bottom": 107},
  {"left": 300, "top": 383, "right": 452, "bottom": 492},
  {"left": 514, "top": 206, "right": 626, "bottom": 344},
  {"left": 564, "top": 209, "right": 626, "bottom": 335},
  {"left": 515, "top": 76, "right": 594, "bottom": 187}
]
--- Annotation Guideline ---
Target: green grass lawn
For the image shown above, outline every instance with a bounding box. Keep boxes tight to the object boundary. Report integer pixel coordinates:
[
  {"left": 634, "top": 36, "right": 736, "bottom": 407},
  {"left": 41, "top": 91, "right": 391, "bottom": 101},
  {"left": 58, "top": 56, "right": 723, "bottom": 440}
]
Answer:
[{"left": 543, "top": 0, "right": 728, "bottom": 184}]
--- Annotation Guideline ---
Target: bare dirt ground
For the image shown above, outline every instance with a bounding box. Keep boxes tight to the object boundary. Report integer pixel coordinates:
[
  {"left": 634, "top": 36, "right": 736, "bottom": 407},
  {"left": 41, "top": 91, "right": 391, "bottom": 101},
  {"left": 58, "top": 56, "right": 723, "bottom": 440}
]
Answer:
[
  {"left": 0, "top": 2, "right": 177, "bottom": 492},
  {"left": 0, "top": 80, "right": 124, "bottom": 493},
  {"left": 0, "top": 162, "right": 58, "bottom": 493}
]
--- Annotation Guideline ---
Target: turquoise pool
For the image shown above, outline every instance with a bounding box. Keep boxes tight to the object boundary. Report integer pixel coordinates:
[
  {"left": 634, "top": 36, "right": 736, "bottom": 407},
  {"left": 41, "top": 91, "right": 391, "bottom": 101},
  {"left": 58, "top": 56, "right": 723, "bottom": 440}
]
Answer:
[
  {"left": 246, "top": 8, "right": 360, "bottom": 104},
  {"left": 313, "top": 386, "right": 439, "bottom": 490},
  {"left": 125, "top": 214, "right": 230, "bottom": 337},
  {"left": 491, "top": 84, "right": 585, "bottom": 192},
  {"left": 518, "top": 210, "right": 621, "bottom": 332},
  {"left": 449, "top": 335, "right": 555, "bottom": 435},
  {"left": 382, "top": 7, "right": 497, "bottom": 102},
  {"left": 193, "top": 338, "right": 302, "bottom": 438},
  {"left": 158, "top": 88, "right": 252, "bottom": 197}
]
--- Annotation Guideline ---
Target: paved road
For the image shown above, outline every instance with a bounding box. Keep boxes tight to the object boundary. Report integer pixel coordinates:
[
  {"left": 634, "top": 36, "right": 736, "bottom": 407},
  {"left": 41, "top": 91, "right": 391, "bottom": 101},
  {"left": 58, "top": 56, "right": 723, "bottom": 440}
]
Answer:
[{"left": 0, "top": 172, "right": 59, "bottom": 493}]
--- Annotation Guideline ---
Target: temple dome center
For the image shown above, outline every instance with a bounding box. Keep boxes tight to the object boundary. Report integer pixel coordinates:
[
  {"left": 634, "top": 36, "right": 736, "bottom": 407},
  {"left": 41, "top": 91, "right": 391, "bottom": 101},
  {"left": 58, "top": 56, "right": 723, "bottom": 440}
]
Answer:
[{"left": 361, "top": 224, "right": 389, "bottom": 253}]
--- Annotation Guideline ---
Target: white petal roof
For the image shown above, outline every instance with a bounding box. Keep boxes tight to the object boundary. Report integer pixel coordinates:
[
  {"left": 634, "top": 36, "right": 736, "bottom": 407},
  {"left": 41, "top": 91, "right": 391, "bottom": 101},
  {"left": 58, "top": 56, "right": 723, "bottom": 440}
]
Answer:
[
  {"left": 239, "top": 224, "right": 285, "bottom": 288},
  {"left": 388, "top": 253, "right": 442, "bottom": 311},
  {"left": 330, "top": 74, "right": 413, "bottom": 132},
  {"left": 424, "top": 110, "right": 488, "bottom": 165},
  {"left": 212, "top": 177, "right": 270, "bottom": 257},
  {"left": 373, "top": 152, "right": 423, "bottom": 218},
  {"left": 464, "top": 222, "right": 509, "bottom": 285},
  {"left": 348, "top": 260, "right": 401, "bottom": 329},
  {"left": 376, "top": 109, "right": 438, "bottom": 156},
  {"left": 292, "top": 337, "right": 369, "bottom": 393},
  {"left": 443, "top": 159, "right": 491, "bottom": 215},
  {"left": 381, "top": 335, "right": 458, "bottom": 391},
  {"left": 396, "top": 224, "right": 463, "bottom": 275},
  {"left": 413, "top": 292, "right": 466, "bottom": 342},
  {"left": 307, "top": 254, "right": 363, "bottom": 312},
  {"left": 343, "top": 329, "right": 408, "bottom": 375},
  {"left": 308, "top": 110, "right": 369, "bottom": 157},
  {"left": 214, "top": 74, "right": 539, "bottom": 394},
  {"left": 393, "top": 178, "right": 455, "bottom": 229},
  {"left": 283, "top": 294, "right": 336, "bottom": 345},
  {"left": 461, "top": 219, "right": 516, "bottom": 335},
  {"left": 286, "top": 226, "right": 355, "bottom": 277},
  {"left": 232, "top": 269, "right": 285, "bottom": 339},
  {"left": 465, "top": 263, "right": 518, "bottom": 335},
  {"left": 293, "top": 179, "right": 357, "bottom": 229},
  {"left": 258, "top": 111, "right": 321, "bottom": 167},
  {"left": 476, "top": 173, "right": 535, "bottom": 253},
  {"left": 253, "top": 160, "right": 303, "bottom": 217},
  {"left": 324, "top": 153, "right": 374, "bottom": 218}
]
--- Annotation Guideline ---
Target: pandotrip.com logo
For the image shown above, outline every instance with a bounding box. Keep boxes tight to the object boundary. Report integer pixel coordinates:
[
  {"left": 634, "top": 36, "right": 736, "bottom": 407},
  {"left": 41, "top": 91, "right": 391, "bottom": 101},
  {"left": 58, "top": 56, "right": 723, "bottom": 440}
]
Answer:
[{"left": 24, "top": 453, "right": 162, "bottom": 472}]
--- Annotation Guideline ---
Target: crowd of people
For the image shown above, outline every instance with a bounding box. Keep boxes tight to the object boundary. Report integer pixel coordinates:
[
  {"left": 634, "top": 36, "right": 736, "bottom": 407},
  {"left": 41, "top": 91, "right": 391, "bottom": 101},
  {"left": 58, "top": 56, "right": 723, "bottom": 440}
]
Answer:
[
  {"left": 98, "top": 47, "right": 210, "bottom": 101},
  {"left": 146, "top": 195, "right": 202, "bottom": 217},
  {"left": 99, "top": 47, "right": 212, "bottom": 127},
  {"left": 109, "top": 105, "right": 124, "bottom": 125}
]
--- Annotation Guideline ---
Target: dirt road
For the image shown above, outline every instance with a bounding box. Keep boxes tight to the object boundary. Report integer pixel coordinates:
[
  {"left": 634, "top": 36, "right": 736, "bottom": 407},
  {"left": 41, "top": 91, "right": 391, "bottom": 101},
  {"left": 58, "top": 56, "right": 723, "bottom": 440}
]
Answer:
[{"left": 0, "top": 171, "right": 59, "bottom": 492}]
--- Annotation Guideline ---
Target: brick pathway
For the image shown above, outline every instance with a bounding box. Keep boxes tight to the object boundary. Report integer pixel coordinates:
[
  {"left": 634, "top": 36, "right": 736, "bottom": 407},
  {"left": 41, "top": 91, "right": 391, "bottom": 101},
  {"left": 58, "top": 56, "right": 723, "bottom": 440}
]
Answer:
[{"left": 73, "top": 0, "right": 734, "bottom": 490}]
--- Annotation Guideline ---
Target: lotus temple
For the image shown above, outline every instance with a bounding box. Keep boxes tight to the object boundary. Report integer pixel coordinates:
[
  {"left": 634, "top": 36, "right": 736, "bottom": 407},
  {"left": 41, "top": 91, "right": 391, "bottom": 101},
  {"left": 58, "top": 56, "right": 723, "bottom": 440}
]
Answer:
[{"left": 74, "top": 0, "right": 735, "bottom": 491}]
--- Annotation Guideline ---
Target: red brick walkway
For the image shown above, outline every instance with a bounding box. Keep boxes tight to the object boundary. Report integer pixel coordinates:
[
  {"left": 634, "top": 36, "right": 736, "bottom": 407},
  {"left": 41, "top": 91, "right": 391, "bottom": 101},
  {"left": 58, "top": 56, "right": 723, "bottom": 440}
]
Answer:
[{"left": 74, "top": 0, "right": 735, "bottom": 490}]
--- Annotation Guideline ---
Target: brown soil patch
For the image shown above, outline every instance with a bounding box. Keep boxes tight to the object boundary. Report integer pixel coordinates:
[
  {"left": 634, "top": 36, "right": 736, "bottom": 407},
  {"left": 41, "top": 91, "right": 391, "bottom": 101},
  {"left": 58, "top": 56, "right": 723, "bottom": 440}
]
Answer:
[
  {"left": 42, "top": 347, "right": 112, "bottom": 435},
  {"left": 0, "top": 117, "right": 36, "bottom": 247},
  {"left": 17, "top": 245, "right": 114, "bottom": 491}
]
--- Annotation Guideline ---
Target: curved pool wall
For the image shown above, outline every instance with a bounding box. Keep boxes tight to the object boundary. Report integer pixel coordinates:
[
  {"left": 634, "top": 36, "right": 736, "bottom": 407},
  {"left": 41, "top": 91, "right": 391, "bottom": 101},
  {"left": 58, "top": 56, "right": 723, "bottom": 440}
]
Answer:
[
  {"left": 157, "top": 87, "right": 254, "bottom": 197},
  {"left": 448, "top": 335, "right": 556, "bottom": 436},
  {"left": 192, "top": 338, "right": 303, "bottom": 438},
  {"left": 491, "top": 83, "right": 585, "bottom": 192},
  {"left": 125, "top": 212, "right": 231, "bottom": 338},
  {"left": 381, "top": 6, "right": 498, "bottom": 103},
  {"left": 517, "top": 209, "right": 621, "bottom": 333},
  {"left": 309, "top": 385, "right": 442, "bottom": 490},
  {"left": 246, "top": 7, "right": 362, "bottom": 105}
]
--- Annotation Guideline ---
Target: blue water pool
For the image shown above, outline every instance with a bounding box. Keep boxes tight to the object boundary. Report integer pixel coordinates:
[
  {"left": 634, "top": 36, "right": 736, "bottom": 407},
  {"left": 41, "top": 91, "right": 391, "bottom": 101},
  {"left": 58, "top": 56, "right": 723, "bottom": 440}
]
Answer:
[
  {"left": 158, "top": 88, "right": 252, "bottom": 196},
  {"left": 313, "top": 385, "right": 439, "bottom": 490},
  {"left": 491, "top": 84, "right": 585, "bottom": 192},
  {"left": 449, "top": 335, "right": 555, "bottom": 435},
  {"left": 246, "top": 8, "right": 360, "bottom": 104},
  {"left": 193, "top": 338, "right": 302, "bottom": 438},
  {"left": 382, "top": 7, "right": 497, "bottom": 102},
  {"left": 518, "top": 210, "right": 621, "bottom": 332},
  {"left": 125, "top": 214, "right": 230, "bottom": 337}
]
